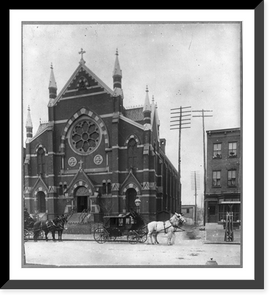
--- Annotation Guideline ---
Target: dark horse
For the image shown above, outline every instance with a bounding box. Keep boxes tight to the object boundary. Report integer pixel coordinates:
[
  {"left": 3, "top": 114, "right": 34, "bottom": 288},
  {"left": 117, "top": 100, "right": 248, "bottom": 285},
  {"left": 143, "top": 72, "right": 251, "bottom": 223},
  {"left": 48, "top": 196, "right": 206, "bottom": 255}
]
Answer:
[{"left": 33, "top": 215, "right": 68, "bottom": 242}]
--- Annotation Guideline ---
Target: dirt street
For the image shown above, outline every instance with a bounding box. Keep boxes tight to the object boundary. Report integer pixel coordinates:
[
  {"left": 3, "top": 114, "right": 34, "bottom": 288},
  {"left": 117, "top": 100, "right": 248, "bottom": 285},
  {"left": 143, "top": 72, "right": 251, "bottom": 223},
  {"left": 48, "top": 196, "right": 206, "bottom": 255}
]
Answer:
[{"left": 24, "top": 232, "right": 241, "bottom": 267}]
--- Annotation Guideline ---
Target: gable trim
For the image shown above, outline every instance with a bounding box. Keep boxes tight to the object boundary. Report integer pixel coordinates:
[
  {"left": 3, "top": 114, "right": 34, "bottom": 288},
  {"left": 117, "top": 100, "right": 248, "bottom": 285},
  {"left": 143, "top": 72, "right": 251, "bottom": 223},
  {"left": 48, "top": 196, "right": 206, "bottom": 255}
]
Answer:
[
  {"left": 120, "top": 170, "right": 142, "bottom": 195},
  {"left": 31, "top": 176, "right": 49, "bottom": 196},
  {"left": 48, "top": 64, "right": 113, "bottom": 107},
  {"left": 65, "top": 168, "right": 95, "bottom": 197}
]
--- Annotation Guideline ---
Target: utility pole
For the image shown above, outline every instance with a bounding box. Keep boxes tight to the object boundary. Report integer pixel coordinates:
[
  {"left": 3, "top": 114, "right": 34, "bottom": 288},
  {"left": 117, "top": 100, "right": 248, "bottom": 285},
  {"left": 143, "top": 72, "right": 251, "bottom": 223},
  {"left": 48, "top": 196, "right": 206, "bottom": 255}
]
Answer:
[
  {"left": 170, "top": 106, "right": 191, "bottom": 208},
  {"left": 170, "top": 106, "right": 192, "bottom": 176},
  {"left": 192, "top": 109, "right": 213, "bottom": 226},
  {"left": 191, "top": 170, "right": 200, "bottom": 226}
]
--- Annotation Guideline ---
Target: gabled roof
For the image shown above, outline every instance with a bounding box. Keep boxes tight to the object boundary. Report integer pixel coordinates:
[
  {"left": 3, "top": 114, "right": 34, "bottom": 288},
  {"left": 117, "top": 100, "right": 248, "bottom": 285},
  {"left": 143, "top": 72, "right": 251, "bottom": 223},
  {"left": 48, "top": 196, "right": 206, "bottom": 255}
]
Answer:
[
  {"left": 48, "top": 63, "right": 113, "bottom": 107},
  {"left": 31, "top": 176, "right": 49, "bottom": 194},
  {"left": 124, "top": 106, "right": 143, "bottom": 122},
  {"left": 26, "top": 121, "right": 53, "bottom": 144},
  {"left": 120, "top": 169, "right": 143, "bottom": 194},
  {"left": 65, "top": 167, "right": 95, "bottom": 196}
]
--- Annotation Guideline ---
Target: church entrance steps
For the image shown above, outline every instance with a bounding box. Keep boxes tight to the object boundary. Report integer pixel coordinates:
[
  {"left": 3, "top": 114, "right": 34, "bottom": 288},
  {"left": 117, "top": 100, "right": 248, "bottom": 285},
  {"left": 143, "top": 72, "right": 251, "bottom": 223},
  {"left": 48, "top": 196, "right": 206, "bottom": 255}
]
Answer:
[
  {"left": 64, "top": 222, "right": 101, "bottom": 234},
  {"left": 67, "top": 212, "right": 93, "bottom": 224}
]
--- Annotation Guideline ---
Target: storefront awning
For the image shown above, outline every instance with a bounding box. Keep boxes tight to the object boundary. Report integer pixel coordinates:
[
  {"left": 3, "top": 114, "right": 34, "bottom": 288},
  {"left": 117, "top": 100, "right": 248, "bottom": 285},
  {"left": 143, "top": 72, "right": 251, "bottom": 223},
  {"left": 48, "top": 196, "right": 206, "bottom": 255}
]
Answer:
[{"left": 219, "top": 201, "right": 240, "bottom": 204}]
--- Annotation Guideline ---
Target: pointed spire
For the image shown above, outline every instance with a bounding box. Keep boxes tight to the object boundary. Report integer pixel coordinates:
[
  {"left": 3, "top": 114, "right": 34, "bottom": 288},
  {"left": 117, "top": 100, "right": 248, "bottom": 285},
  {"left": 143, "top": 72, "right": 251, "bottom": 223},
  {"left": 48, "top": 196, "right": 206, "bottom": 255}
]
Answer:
[
  {"left": 155, "top": 101, "right": 160, "bottom": 127},
  {"left": 143, "top": 86, "right": 151, "bottom": 126},
  {"left": 113, "top": 48, "right": 122, "bottom": 90},
  {"left": 26, "top": 105, "right": 33, "bottom": 128},
  {"left": 49, "top": 63, "right": 57, "bottom": 89},
  {"left": 25, "top": 106, "right": 33, "bottom": 140},
  {"left": 113, "top": 48, "right": 122, "bottom": 77},
  {"left": 48, "top": 63, "right": 57, "bottom": 99},
  {"left": 143, "top": 85, "right": 151, "bottom": 112}
]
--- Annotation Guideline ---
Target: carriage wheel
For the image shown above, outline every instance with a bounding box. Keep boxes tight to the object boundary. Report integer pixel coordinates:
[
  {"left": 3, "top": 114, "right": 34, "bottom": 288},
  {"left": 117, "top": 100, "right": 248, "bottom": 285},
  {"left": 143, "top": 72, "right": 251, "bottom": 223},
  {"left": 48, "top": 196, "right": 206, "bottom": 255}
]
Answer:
[
  {"left": 137, "top": 230, "right": 147, "bottom": 243},
  {"left": 24, "top": 229, "right": 33, "bottom": 240},
  {"left": 94, "top": 228, "right": 108, "bottom": 244},
  {"left": 127, "top": 231, "right": 139, "bottom": 244}
]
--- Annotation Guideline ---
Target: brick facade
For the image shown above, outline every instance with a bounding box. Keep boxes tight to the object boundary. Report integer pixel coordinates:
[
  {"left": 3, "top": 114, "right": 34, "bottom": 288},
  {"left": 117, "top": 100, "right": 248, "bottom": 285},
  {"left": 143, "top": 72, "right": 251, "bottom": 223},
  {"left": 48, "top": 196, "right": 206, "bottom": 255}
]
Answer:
[
  {"left": 205, "top": 128, "right": 241, "bottom": 226},
  {"left": 23, "top": 51, "right": 181, "bottom": 222}
]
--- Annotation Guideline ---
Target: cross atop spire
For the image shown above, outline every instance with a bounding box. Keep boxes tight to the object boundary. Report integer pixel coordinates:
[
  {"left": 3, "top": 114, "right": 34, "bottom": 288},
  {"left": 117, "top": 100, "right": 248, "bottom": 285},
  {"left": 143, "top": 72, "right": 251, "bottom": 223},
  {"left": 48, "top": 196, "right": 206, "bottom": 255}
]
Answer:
[{"left": 79, "top": 48, "right": 86, "bottom": 65}]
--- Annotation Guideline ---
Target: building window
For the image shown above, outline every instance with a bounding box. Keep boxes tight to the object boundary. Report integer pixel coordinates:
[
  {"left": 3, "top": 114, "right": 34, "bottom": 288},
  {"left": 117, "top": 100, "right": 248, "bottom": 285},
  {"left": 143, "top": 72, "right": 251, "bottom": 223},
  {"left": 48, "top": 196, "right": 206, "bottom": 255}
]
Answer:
[
  {"left": 102, "top": 181, "right": 107, "bottom": 195},
  {"left": 107, "top": 182, "right": 112, "bottom": 194},
  {"left": 212, "top": 171, "right": 221, "bottom": 187},
  {"left": 127, "top": 138, "right": 137, "bottom": 170},
  {"left": 213, "top": 143, "right": 222, "bottom": 159},
  {"left": 59, "top": 183, "right": 63, "bottom": 196},
  {"left": 37, "top": 147, "right": 45, "bottom": 175},
  {"left": 70, "top": 119, "right": 101, "bottom": 155},
  {"left": 228, "top": 170, "right": 237, "bottom": 187},
  {"left": 228, "top": 142, "right": 237, "bottom": 157}
]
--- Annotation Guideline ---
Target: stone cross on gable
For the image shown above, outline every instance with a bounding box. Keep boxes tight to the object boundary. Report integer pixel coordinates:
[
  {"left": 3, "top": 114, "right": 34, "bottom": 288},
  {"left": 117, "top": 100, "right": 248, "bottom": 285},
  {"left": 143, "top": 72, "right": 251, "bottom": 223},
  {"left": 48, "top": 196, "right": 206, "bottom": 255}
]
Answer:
[
  {"left": 78, "top": 159, "right": 84, "bottom": 169},
  {"left": 79, "top": 48, "right": 86, "bottom": 64}
]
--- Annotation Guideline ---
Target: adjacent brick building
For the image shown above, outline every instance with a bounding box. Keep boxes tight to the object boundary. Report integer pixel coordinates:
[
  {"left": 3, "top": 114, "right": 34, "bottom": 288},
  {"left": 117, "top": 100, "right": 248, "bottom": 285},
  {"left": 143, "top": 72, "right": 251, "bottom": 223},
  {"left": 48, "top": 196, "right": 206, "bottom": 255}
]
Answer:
[
  {"left": 23, "top": 49, "right": 181, "bottom": 222},
  {"left": 205, "top": 128, "right": 241, "bottom": 226}
]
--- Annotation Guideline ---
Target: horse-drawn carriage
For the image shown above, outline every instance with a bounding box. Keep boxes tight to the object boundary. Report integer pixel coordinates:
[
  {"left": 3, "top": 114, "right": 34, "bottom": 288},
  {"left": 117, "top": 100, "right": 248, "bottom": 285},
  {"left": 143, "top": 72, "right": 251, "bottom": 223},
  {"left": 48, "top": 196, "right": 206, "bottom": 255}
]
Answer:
[
  {"left": 24, "top": 208, "right": 68, "bottom": 242},
  {"left": 93, "top": 211, "right": 187, "bottom": 245},
  {"left": 93, "top": 210, "right": 147, "bottom": 244},
  {"left": 24, "top": 209, "right": 43, "bottom": 240}
]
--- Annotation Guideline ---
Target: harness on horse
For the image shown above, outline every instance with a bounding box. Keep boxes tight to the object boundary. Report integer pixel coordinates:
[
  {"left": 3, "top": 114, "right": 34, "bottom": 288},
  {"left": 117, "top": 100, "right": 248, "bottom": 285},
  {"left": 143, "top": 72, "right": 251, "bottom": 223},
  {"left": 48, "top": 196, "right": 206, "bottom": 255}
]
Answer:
[{"left": 163, "top": 220, "right": 174, "bottom": 234}]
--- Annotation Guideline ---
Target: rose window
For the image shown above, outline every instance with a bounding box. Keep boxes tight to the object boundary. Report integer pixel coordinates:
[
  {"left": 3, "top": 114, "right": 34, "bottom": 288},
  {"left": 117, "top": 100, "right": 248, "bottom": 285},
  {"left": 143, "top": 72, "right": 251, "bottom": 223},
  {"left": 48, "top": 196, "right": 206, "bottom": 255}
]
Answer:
[{"left": 71, "top": 119, "right": 100, "bottom": 154}]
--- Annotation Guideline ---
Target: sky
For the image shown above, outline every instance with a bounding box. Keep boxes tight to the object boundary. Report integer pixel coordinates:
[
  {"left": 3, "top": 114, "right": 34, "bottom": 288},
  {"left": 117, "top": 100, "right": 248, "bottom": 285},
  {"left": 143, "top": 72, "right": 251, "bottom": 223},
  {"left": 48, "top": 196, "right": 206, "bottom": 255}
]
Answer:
[{"left": 22, "top": 22, "right": 241, "bottom": 206}]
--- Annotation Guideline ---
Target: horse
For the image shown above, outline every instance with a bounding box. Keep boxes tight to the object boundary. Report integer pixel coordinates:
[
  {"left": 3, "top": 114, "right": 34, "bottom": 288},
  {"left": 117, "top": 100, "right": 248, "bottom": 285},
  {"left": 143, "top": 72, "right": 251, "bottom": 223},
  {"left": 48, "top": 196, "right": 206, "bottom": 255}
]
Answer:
[
  {"left": 33, "top": 215, "right": 68, "bottom": 242},
  {"left": 147, "top": 212, "right": 186, "bottom": 245}
]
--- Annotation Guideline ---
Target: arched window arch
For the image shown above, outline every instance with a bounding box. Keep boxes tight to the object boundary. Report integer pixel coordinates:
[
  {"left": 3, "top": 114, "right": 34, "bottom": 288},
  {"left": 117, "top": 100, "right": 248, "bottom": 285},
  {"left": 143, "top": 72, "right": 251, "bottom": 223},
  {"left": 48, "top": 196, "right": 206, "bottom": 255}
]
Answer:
[
  {"left": 37, "top": 147, "right": 45, "bottom": 176},
  {"left": 127, "top": 138, "right": 137, "bottom": 170},
  {"left": 37, "top": 191, "right": 46, "bottom": 213}
]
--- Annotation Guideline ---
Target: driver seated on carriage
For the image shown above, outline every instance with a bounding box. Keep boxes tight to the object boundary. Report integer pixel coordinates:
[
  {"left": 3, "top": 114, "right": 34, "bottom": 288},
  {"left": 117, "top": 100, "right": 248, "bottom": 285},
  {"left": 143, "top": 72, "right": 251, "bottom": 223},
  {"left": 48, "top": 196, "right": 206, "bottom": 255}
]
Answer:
[{"left": 24, "top": 207, "right": 35, "bottom": 229}]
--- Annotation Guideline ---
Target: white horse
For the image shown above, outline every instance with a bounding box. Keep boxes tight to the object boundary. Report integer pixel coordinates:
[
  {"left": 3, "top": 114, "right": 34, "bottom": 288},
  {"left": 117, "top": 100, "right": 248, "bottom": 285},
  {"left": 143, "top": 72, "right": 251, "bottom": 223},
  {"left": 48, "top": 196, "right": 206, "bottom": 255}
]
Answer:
[{"left": 147, "top": 212, "right": 186, "bottom": 245}]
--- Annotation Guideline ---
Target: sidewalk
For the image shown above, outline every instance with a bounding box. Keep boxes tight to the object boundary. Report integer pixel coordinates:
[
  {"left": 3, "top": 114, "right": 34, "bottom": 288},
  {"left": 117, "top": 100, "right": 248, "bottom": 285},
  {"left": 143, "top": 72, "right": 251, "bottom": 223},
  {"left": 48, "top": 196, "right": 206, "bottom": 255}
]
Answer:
[{"left": 204, "top": 227, "right": 241, "bottom": 244}]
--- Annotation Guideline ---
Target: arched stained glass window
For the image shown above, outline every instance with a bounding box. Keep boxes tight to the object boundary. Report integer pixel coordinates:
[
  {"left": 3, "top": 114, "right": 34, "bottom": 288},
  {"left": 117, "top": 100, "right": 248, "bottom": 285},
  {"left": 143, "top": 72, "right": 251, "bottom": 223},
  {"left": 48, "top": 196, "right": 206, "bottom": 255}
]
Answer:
[
  {"left": 127, "top": 138, "right": 137, "bottom": 170},
  {"left": 37, "top": 147, "right": 45, "bottom": 175}
]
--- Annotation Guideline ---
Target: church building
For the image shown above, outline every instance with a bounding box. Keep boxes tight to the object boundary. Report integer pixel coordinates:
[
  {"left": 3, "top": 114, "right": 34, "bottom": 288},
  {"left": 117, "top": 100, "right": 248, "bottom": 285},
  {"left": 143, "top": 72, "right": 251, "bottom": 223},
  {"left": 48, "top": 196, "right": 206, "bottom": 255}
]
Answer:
[{"left": 23, "top": 49, "right": 181, "bottom": 222}]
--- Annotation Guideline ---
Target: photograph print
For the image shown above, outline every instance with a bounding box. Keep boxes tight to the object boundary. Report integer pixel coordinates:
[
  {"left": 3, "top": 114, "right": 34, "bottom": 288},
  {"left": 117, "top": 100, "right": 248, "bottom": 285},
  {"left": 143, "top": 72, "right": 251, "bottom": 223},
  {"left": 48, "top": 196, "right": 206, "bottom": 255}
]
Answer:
[{"left": 22, "top": 21, "right": 242, "bottom": 268}]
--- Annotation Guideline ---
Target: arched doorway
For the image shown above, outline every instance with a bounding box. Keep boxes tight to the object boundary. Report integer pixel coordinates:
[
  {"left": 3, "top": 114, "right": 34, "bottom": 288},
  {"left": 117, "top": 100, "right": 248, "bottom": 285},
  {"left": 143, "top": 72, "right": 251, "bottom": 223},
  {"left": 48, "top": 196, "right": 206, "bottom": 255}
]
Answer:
[
  {"left": 75, "top": 186, "right": 89, "bottom": 212},
  {"left": 36, "top": 191, "right": 46, "bottom": 213},
  {"left": 126, "top": 188, "right": 137, "bottom": 212}
]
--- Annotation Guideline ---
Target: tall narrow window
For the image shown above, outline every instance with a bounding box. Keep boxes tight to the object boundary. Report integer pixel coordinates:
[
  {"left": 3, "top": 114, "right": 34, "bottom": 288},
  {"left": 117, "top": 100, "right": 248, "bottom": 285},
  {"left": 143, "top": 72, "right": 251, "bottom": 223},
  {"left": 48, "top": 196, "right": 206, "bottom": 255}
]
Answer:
[
  {"left": 228, "top": 170, "right": 237, "bottom": 187},
  {"left": 107, "top": 181, "right": 112, "bottom": 194},
  {"left": 37, "top": 147, "right": 45, "bottom": 175},
  {"left": 228, "top": 142, "right": 237, "bottom": 157},
  {"left": 127, "top": 138, "right": 137, "bottom": 170},
  {"left": 102, "top": 181, "right": 107, "bottom": 195},
  {"left": 213, "top": 143, "right": 222, "bottom": 158},
  {"left": 212, "top": 171, "right": 221, "bottom": 187}
]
